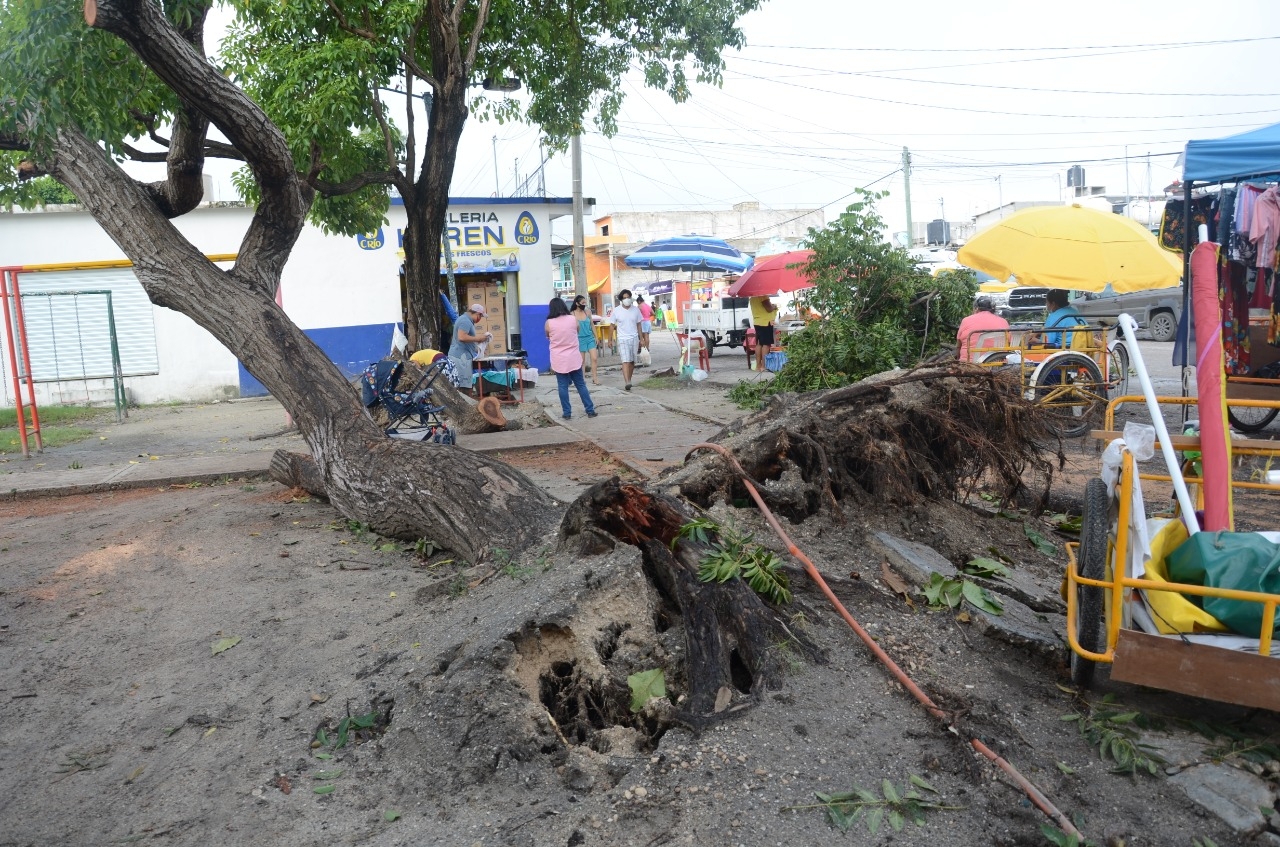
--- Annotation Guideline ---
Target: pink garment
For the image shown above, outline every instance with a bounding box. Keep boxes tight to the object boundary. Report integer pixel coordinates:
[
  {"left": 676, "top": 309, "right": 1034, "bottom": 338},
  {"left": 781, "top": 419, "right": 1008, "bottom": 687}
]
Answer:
[
  {"left": 1235, "top": 183, "right": 1265, "bottom": 235},
  {"left": 546, "top": 315, "right": 583, "bottom": 374},
  {"left": 1190, "top": 241, "right": 1232, "bottom": 531},
  {"left": 956, "top": 310, "right": 1010, "bottom": 361},
  {"left": 1248, "top": 185, "right": 1280, "bottom": 270},
  {"left": 638, "top": 302, "right": 654, "bottom": 321}
]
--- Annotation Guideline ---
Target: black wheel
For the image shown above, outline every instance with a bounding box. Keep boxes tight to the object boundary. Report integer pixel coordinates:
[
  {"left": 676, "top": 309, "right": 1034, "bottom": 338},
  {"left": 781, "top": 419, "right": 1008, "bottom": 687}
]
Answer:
[
  {"left": 1030, "top": 352, "right": 1106, "bottom": 438},
  {"left": 1149, "top": 310, "right": 1177, "bottom": 343},
  {"left": 1106, "top": 341, "right": 1130, "bottom": 400},
  {"left": 1071, "top": 477, "right": 1109, "bottom": 688},
  {"left": 1227, "top": 405, "right": 1279, "bottom": 433}
]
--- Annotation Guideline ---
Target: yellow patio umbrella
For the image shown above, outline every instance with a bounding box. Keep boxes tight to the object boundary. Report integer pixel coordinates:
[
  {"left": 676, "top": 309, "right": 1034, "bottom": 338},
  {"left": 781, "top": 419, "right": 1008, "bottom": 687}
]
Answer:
[{"left": 956, "top": 204, "right": 1182, "bottom": 293}]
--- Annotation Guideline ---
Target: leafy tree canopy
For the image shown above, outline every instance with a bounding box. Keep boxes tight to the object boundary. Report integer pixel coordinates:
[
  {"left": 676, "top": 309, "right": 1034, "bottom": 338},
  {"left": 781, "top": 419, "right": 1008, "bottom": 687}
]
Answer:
[
  {"left": 2, "top": 0, "right": 760, "bottom": 234},
  {"left": 731, "top": 190, "right": 977, "bottom": 406}
]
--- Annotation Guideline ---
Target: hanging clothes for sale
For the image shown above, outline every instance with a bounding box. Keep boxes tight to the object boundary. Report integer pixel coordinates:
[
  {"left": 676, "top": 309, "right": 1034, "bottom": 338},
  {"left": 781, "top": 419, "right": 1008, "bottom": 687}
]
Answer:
[
  {"left": 1249, "top": 185, "right": 1280, "bottom": 271},
  {"left": 1220, "top": 262, "right": 1252, "bottom": 375},
  {"left": 1160, "top": 194, "right": 1218, "bottom": 252}
]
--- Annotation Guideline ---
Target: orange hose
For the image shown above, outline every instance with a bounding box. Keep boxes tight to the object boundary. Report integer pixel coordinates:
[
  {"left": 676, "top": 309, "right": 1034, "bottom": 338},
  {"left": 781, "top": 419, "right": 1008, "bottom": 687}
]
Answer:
[{"left": 689, "top": 442, "right": 1082, "bottom": 839}]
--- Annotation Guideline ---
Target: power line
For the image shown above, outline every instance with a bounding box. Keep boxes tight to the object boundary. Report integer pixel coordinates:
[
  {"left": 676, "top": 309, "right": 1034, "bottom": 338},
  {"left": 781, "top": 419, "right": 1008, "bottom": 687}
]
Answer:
[
  {"left": 732, "top": 56, "right": 1280, "bottom": 97},
  {"left": 725, "top": 68, "right": 1280, "bottom": 121},
  {"left": 745, "top": 35, "right": 1280, "bottom": 54}
]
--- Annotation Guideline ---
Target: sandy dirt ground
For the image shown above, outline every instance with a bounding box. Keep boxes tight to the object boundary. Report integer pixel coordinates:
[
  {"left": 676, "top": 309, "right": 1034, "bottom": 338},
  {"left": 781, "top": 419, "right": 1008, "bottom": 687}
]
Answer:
[{"left": 1, "top": 434, "right": 1279, "bottom": 847}]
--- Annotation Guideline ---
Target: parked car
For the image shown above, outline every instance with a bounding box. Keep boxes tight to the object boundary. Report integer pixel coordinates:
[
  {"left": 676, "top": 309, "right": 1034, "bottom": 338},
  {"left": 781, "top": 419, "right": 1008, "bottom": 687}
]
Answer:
[
  {"left": 1068, "top": 283, "right": 1183, "bottom": 342},
  {"left": 999, "top": 286, "right": 1049, "bottom": 322}
]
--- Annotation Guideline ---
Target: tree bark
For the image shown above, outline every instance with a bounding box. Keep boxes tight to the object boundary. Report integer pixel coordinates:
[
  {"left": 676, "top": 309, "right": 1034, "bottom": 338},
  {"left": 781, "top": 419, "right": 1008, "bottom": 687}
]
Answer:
[
  {"left": 62, "top": 0, "right": 558, "bottom": 561},
  {"left": 401, "top": 0, "right": 473, "bottom": 350}
]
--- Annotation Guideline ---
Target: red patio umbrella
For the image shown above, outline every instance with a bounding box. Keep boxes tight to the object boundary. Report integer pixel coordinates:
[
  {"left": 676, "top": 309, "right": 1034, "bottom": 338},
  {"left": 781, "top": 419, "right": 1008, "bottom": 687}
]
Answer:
[{"left": 726, "top": 250, "right": 815, "bottom": 298}]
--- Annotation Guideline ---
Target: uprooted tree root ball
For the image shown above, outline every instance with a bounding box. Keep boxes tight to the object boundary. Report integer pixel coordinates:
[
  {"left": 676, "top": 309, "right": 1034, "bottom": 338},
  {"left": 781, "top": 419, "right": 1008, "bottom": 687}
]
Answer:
[
  {"left": 552, "top": 364, "right": 1058, "bottom": 727},
  {"left": 664, "top": 363, "right": 1063, "bottom": 520}
]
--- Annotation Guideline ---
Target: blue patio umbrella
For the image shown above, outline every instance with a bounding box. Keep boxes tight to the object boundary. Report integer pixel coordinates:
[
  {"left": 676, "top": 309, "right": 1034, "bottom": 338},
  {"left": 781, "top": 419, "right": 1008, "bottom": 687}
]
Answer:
[{"left": 624, "top": 235, "right": 753, "bottom": 274}]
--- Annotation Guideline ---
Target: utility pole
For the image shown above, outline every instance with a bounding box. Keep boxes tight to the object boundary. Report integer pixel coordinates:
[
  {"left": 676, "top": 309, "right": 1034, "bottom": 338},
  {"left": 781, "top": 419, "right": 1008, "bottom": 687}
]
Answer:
[
  {"left": 492, "top": 135, "right": 499, "bottom": 197},
  {"left": 995, "top": 175, "right": 1003, "bottom": 218},
  {"left": 572, "top": 134, "right": 587, "bottom": 298},
  {"left": 1124, "top": 144, "right": 1130, "bottom": 215},
  {"left": 902, "top": 147, "right": 913, "bottom": 248}
]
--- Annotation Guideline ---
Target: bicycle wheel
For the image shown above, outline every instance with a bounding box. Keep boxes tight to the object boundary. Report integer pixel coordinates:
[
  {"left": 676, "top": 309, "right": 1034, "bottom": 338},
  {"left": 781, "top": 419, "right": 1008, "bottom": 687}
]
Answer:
[
  {"left": 1106, "top": 342, "right": 1130, "bottom": 401},
  {"left": 1070, "top": 477, "right": 1109, "bottom": 688},
  {"left": 1226, "top": 405, "right": 1279, "bottom": 433},
  {"left": 1030, "top": 352, "right": 1106, "bottom": 438}
]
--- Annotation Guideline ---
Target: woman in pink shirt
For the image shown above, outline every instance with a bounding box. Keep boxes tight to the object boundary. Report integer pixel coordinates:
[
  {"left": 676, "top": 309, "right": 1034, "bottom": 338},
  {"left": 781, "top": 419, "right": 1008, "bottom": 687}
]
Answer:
[
  {"left": 956, "top": 295, "right": 1010, "bottom": 362},
  {"left": 636, "top": 295, "right": 654, "bottom": 351},
  {"left": 546, "top": 297, "right": 598, "bottom": 420}
]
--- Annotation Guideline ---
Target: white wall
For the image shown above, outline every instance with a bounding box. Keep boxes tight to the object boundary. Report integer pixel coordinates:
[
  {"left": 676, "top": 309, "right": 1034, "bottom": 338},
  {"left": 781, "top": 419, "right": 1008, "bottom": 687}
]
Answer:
[{"left": 0, "top": 198, "right": 567, "bottom": 404}]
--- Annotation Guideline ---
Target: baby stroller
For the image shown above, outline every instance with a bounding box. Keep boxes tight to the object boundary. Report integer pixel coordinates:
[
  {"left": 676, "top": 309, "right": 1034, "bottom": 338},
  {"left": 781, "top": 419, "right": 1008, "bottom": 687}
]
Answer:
[{"left": 359, "top": 358, "right": 456, "bottom": 444}]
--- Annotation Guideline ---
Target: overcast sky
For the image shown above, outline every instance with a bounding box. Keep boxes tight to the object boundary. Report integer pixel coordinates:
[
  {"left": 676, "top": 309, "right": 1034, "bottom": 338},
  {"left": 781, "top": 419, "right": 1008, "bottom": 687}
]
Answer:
[
  {"left": 441, "top": 0, "right": 1280, "bottom": 244},
  {"left": 197, "top": 1, "right": 1280, "bottom": 246}
]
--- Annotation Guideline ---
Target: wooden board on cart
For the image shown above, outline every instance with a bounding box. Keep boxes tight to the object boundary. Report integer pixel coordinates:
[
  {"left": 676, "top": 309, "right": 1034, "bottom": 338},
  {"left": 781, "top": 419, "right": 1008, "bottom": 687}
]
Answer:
[{"left": 1111, "top": 629, "right": 1280, "bottom": 711}]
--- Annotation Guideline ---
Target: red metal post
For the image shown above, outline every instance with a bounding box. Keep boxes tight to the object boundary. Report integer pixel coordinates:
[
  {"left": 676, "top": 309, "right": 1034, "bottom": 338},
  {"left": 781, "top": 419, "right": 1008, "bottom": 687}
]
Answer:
[
  {"left": 8, "top": 269, "right": 42, "bottom": 451},
  {"left": 0, "top": 268, "right": 31, "bottom": 457}
]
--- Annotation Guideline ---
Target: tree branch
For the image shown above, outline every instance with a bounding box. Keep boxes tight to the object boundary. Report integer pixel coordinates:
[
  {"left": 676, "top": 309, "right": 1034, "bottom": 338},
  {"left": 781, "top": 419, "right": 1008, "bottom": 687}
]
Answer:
[
  {"left": 369, "top": 86, "right": 399, "bottom": 179},
  {"left": 0, "top": 133, "right": 31, "bottom": 152},
  {"left": 462, "top": 0, "right": 492, "bottom": 73},
  {"left": 306, "top": 169, "right": 399, "bottom": 197},
  {"left": 323, "top": 0, "right": 377, "bottom": 40},
  {"left": 120, "top": 142, "right": 168, "bottom": 163},
  {"left": 85, "top": 0, "right": 310, "bottom": 285}
]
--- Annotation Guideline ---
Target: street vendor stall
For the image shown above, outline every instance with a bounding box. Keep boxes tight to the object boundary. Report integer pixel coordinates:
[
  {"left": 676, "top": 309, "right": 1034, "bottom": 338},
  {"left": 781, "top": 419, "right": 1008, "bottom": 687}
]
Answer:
[{"left": 1174, "top": 121, "right": 1280, "bottom": 433}]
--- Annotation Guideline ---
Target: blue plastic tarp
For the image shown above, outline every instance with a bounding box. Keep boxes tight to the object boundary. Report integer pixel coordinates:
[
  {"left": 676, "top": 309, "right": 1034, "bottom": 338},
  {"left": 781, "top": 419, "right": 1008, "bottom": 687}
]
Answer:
[{"left": 1183, "top": 121, "right": 1280, "bottom": 183}]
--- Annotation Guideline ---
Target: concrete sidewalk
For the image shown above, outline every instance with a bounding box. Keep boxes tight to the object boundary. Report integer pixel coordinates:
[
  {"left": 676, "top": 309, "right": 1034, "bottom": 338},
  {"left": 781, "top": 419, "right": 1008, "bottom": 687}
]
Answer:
[{"left": 0, "top": 331, "right": 769, "bottom": 497}]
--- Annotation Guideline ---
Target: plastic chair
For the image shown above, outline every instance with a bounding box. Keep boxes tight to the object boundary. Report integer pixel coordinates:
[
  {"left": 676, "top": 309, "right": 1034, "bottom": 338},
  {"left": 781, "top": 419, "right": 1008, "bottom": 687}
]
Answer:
[{"left": 675, "top": 332, "right": 710, "bottom": 373}]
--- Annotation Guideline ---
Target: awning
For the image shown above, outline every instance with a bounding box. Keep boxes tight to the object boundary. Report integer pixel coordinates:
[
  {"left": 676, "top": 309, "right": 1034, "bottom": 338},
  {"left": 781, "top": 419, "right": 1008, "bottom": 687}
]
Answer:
[{"left": 587, "top": 277, "right": 609, "bottom": 293}]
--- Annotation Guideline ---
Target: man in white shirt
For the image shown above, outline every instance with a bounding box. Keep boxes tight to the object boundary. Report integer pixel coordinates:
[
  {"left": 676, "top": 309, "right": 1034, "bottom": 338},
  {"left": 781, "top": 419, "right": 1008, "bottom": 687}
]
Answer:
[{"left": 610, "top": 289, "right": 644, "bottom": 391}]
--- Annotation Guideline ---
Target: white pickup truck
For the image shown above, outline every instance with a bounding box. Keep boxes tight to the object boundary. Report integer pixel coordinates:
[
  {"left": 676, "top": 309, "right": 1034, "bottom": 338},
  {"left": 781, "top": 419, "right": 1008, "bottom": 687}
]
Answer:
[{"left": 680, "top": 297, "right": 754, "bottom": 353}]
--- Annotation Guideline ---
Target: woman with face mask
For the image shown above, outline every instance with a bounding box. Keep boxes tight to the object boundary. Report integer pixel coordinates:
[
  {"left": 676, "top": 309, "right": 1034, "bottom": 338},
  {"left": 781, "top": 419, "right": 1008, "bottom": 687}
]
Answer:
[{"left": 571, "top": 295, "right": 600, "bottom": 385}]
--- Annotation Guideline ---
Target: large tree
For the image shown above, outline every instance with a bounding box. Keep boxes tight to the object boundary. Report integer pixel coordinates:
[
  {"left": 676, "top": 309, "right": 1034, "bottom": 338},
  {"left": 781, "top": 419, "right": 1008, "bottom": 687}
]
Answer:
[
  {"left": 222, "top": 0, "right": 761, "bottom": 347},
  {"left": 0, "top": 0, "right": 758, "bottom": 557}
]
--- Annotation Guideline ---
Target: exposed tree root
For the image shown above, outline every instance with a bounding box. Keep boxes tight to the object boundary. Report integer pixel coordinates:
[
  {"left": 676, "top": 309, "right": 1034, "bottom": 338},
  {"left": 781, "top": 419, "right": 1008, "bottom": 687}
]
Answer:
[
  {"left": 662, "top": 362, "right": 1061, "bottom": 519},
  {"left": 560, "top": 479, "right": 825, "bottom": 724}
]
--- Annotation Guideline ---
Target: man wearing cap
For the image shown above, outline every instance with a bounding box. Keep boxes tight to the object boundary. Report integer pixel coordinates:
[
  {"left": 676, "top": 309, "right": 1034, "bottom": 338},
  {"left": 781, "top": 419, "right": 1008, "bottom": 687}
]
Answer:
[
  {"left": 449, "top": 302, "right": 492, "bottom": 391},
  {"left": 956, "top": 295, "right": 1010, "bottom": 362}
]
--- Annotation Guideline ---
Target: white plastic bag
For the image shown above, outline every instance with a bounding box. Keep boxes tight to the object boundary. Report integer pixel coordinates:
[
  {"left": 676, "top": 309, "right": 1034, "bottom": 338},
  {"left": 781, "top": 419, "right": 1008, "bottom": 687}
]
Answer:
[
  {"left": 1123, "top": 421, "right": 1156, "bottom": 462},
  {"left": 638, "top": 348, "right": 652, "bottom": 367},
  {"left": 691, "top": 368, "right": 708, "bottom": 382},
  {"left": 390, "top": 324, "right": 409, "bottom": 356}
]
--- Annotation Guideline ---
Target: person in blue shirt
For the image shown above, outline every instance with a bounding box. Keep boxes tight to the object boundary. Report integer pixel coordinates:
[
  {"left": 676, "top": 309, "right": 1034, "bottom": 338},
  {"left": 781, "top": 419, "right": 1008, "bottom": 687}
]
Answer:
[{"left": 1036, "top": 289, "right": 1085, "bottom": 348}]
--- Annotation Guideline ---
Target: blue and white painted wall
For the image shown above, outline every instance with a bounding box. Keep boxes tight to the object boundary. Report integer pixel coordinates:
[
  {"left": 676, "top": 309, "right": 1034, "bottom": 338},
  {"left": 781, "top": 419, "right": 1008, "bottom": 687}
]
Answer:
[{"left": 0, "top": 197, "right": 571, "bottom": 405}]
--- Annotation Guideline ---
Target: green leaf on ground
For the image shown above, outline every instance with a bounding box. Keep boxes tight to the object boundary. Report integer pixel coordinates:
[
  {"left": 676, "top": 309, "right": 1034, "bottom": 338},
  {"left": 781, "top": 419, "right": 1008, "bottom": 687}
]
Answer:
[
  {"left": 210, "top": 636, "right": 242, "bottom": 656},
  {"left": 627, "top": 668, "right": 667, "bottom": 713},
  {"left": 1023, "top": 523, "right": 1057, "bottom": 556},
  {"left": 961, "top": 581, "right": 1003, "bottom": 615},
  {"left": 313, "top": 784, "right": 335, "bottom": 795},
  {"left": 962, "top": 557, "right": 1010, "bottom": 578},
  {"left": 384, "top": 810, "right": 401, "bottom": 822}
]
